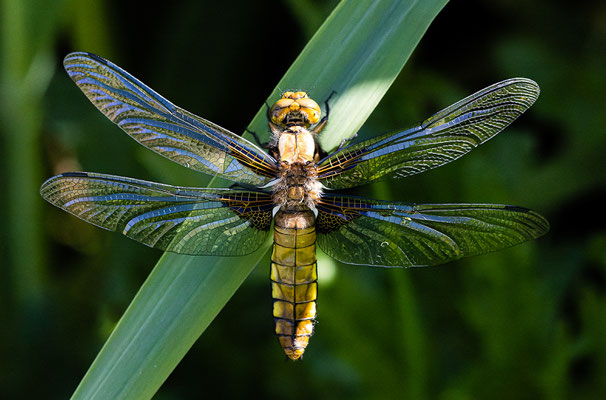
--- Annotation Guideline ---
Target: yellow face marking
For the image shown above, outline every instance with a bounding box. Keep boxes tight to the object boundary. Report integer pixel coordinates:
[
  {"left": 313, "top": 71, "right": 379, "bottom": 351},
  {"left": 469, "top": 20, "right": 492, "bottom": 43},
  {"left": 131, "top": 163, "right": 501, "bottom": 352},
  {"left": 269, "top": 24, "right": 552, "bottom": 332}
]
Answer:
[{"left": 270, "top": 92, "right": 321, "bottom": 126}]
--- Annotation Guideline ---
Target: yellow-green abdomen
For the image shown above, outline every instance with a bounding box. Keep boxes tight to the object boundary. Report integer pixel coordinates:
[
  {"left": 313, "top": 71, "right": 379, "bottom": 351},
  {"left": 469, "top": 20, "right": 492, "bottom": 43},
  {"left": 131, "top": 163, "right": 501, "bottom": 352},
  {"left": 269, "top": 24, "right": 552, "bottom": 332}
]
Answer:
[{"left": 271, "top": 209, "right": 317, "bottom": 360}]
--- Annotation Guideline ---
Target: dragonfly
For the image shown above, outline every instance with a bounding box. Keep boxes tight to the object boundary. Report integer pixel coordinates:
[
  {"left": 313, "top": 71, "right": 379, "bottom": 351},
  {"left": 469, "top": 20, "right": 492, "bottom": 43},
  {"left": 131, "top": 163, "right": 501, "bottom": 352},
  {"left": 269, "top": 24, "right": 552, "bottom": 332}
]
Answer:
[{"left": 41, "top": 52, "right": 549, "bottom": 360}]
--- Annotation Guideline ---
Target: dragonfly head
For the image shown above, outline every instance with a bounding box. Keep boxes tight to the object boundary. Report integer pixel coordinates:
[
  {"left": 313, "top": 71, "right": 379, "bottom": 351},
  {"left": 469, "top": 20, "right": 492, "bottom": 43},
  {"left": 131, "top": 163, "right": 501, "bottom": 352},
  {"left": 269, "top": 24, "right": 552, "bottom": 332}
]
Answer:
[{"left": 270, "top": 91, "right": 321, "bottom": 128}]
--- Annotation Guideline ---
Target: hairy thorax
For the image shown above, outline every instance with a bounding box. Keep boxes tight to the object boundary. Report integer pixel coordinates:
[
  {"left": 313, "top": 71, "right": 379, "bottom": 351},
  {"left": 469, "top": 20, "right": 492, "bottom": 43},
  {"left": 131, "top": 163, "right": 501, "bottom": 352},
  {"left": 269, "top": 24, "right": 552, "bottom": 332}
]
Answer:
[
  {"left": 272, "top": 163, "right": 321, "bottom": 210},
  {"left": 272, "top": 126, "right": 322, "bottom": 210}
]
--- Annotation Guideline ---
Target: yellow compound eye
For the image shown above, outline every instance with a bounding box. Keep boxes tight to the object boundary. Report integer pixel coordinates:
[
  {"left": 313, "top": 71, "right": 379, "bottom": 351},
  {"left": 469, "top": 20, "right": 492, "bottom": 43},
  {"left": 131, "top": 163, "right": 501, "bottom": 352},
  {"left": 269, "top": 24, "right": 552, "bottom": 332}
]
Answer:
[
  {"left": 270, "top": 98, "right": 294, "bottom": 125},
  {"left": 291, "top": 91, "right": 308, "bottom": 100},
  {"left": 297, "top": 97, "right": 321, "bottom": 124},
  {"left": 281, "top": 91, "right": 308, "bottom": 100}
]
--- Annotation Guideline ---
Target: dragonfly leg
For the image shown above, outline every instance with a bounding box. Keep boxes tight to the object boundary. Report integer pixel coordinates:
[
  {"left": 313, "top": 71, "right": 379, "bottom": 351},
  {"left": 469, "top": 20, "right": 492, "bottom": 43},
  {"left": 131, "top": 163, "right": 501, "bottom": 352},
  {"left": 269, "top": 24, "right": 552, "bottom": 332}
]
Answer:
[
  {"left": 335, "top": 132, "right": 358, "bottom": 152},
  {"left": 311, "top": 90, "right": 337, "bottom": 136},
  {"left": 242, "top": 97, "right": 275, "bottom": 147},
  {"left": 323, "top": 90, "right": 336, "bottom": 118},
  {"left": 244, "top": 128, "right": 269, "bottom": 148}
]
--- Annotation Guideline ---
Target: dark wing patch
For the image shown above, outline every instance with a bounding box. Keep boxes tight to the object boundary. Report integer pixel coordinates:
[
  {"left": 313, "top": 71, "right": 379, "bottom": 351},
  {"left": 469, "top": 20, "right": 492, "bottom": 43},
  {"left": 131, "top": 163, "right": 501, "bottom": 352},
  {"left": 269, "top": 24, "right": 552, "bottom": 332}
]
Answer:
[{"left": 41, "top": 172, "right": 274, "bottom": 256}]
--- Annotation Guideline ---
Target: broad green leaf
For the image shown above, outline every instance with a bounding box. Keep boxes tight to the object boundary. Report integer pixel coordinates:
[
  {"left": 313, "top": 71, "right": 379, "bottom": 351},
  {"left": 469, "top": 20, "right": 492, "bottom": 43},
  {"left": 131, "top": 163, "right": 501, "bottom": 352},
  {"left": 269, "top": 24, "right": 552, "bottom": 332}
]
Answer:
[{"left": 71, "top": 1, "right": 448, "bottom": 399}]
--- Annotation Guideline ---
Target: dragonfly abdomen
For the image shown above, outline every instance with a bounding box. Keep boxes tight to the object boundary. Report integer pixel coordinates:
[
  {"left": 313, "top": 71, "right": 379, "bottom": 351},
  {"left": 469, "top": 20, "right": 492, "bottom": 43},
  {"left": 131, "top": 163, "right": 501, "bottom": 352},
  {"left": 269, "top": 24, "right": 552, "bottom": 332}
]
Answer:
[{"left": 271, "top": 209, "right": 318, "bottom": 360}]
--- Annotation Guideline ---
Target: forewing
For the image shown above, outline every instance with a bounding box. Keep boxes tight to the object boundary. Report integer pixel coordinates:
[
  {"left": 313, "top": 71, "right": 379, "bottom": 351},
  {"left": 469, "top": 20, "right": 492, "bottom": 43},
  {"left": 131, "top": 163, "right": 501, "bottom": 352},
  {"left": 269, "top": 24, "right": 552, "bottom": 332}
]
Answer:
[
  {"left": 40, "top": 172, "right": 273, "bottom": 256},
  {"left": 317, "top": 78, "right": 540, "bottom": 189},
  {"left": 316, "top": 195, "right": 549, "bottom": 267},
  {"left": 63, "top": 52, "right": 278, "bottom": 186}
]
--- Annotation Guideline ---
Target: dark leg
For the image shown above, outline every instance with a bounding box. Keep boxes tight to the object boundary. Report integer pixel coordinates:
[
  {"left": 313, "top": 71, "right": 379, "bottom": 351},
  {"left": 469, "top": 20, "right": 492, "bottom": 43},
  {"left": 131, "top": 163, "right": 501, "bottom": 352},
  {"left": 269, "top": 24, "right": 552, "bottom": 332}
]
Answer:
[
  {"left": 335, "top": 132, "right": 357, "bottom": 152},
  {"left": 242, "top": 97, "right": 276, "bottom": 147},
  {"left": 244, "top": 128, "right": 268, "bottom": 148},
  {"left": 311, "top": 90, "right": 337, "bottom": 136},
  {"left": 323, "top": 90, "right": 336, "bottom": 119}
]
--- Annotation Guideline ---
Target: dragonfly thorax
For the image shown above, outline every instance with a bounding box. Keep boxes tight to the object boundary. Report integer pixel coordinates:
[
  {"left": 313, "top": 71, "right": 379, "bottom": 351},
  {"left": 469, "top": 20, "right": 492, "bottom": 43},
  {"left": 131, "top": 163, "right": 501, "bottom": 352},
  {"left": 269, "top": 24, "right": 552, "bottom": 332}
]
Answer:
[
  {"left": 278, "top": 126, "right": 316, "bottom": 164},
  {"left": 270, "top": 92, "right": 324, "bottom": 211},
  {"left": 272, "top": 162, "right": 321, "bottom": 210},
  {"left": 273, "top": 117, "right": 322, "bottom": 210}
]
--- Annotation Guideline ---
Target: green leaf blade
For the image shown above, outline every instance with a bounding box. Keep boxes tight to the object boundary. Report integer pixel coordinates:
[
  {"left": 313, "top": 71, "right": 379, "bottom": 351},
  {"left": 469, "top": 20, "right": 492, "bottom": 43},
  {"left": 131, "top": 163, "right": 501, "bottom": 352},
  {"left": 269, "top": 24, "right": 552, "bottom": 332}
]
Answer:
[{"left": 72, "top": 252, "right": 266, "bottom": 400}]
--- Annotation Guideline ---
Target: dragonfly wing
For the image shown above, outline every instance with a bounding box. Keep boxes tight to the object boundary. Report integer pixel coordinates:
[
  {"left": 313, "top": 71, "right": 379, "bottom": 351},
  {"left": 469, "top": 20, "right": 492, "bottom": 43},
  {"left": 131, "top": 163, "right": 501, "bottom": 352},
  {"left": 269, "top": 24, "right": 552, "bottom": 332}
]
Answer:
[
  {"left": 40, "top": 172, "right": 273, "bottom": 256},
  {"left": 316, "top": 194, "right": 549, "bottom": 267},
  {"left": 63, "top": 52, "right": 278, "bottom": 186},
  {"left": 317, "top": 78, "right": 540, "bottom": 189}
]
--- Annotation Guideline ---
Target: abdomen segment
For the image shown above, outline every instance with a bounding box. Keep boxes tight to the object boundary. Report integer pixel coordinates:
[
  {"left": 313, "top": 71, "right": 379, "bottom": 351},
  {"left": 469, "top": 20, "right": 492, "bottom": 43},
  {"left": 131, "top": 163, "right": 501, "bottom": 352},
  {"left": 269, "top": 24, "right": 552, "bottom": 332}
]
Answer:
[{"left": 271, "top": 209, "right": 317, "bottom": 360}]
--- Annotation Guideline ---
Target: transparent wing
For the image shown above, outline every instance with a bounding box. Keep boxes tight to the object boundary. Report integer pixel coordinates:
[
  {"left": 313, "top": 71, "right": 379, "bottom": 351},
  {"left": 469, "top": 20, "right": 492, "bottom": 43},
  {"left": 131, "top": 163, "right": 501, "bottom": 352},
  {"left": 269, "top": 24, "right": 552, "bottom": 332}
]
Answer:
[
  {"left": 316, "top": 194, "right": 549, "bottom": 267},
  {"left": 317, "top": 78, "right": 540, "bottom": 189},
  {"left": 64, "top": 52, "right": 278, "bottom": 186},
  {"left": 40, "top": 172, "right": 274, "bottom": 256}
]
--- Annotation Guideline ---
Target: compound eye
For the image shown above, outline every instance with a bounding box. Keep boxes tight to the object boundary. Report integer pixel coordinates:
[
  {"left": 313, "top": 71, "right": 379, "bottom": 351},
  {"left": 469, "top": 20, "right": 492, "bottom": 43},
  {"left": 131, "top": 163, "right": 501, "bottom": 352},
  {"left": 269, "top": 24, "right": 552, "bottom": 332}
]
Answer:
[
  {"left": 270, "top": 98, "right": 294, "bottom": 124},
  {"left": 297, "top": 98, "right": 321, "bottom": 124},
  {"left": 273, "top": 98, "right": 294, "bottom": 109}
]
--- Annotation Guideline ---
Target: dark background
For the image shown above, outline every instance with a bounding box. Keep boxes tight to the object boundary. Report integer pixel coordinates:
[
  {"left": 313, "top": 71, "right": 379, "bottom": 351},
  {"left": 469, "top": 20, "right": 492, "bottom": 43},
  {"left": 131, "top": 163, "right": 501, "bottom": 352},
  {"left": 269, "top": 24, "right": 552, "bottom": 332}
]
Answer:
[{"left": 1, "top": 0, "right": 605, "bottom": 398}]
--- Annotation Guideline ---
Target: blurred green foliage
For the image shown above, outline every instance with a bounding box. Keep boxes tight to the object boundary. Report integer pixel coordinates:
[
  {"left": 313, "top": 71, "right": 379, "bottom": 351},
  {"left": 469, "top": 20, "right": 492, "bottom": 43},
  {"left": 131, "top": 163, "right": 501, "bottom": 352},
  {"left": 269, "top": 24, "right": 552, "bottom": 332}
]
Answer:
[{"left": 1, "top": 0, "right": 604, "bottom": 399}]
